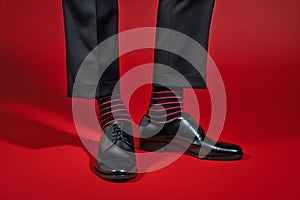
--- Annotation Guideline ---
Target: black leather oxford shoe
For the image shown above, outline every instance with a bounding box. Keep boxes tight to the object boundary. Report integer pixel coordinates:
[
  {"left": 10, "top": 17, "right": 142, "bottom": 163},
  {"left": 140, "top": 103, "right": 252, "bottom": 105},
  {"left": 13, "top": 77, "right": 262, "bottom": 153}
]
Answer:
[
  {"left": 139, "top": 113, "right": 243, "bottom": 161},
  {"left": 94, "top": 121, "right": 138, "bottom": 181}
]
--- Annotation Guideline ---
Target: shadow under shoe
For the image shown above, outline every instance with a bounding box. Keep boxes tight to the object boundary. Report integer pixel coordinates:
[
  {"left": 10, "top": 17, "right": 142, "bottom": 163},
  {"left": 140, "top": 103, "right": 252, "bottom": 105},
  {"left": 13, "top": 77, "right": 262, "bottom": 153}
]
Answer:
[
  {"left": 94, "top": 121, "right": 138, "bottom": 181},
  {"left": 139, "top": 113, "right": 243, "bottom": 161}
]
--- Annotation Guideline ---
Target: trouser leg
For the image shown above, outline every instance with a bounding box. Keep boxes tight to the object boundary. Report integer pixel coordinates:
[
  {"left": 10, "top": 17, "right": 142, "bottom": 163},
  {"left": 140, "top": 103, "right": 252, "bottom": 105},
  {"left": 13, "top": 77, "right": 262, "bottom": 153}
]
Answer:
[
  {"left": 62, "top": 0, "right": 119, "bottom": 99},
  {"left": 154, "top": 0, "right": 215, "bottom": 89}
]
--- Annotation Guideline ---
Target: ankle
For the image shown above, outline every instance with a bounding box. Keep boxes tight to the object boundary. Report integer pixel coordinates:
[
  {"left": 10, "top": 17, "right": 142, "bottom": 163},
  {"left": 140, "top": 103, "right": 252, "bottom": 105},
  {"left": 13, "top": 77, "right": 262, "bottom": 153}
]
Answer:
[{"left": 97, "top": 94, "right": 131, "bottom": 129}]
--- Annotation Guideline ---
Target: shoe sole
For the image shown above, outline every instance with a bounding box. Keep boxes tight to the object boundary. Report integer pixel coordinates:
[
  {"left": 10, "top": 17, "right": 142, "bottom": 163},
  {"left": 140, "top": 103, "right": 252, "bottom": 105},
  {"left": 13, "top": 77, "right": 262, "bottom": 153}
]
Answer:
[
  {"left": 139, "top": 139, "right": 243, "bottom": 161},
  {"left": 93, "top": 167, "right": 138, "bottom": 182}
]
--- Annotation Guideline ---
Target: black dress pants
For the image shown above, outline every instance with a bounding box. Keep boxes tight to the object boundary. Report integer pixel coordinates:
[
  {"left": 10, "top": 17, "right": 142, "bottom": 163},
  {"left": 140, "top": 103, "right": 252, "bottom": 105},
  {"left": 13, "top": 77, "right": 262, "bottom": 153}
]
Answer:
[{"left": 62, "top": 0, "right": 215, "bottom": 99}]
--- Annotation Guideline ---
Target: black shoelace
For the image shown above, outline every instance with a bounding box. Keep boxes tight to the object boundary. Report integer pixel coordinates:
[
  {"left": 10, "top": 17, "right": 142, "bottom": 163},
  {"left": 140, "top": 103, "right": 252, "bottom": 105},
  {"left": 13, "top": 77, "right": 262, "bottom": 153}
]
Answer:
[{"left": 112, "top": 123, "right": 132, "bottom": 147}]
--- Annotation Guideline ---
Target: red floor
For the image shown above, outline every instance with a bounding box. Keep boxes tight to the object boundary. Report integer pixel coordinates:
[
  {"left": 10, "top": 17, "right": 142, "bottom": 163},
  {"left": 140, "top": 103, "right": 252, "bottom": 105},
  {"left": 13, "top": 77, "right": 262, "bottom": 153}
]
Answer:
[
  {"left": 0, "top": 107, "right": 299, "bottom": 199},
  {"left": 0, "top": 0, "right": 299, "bottom": 199}
]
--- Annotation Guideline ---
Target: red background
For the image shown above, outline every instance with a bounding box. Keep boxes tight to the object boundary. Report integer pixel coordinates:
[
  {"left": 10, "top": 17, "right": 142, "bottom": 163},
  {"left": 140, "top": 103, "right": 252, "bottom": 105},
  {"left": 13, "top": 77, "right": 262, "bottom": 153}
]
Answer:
[{"left": 0, "top": 0, "right": 299, "bottom": 199}]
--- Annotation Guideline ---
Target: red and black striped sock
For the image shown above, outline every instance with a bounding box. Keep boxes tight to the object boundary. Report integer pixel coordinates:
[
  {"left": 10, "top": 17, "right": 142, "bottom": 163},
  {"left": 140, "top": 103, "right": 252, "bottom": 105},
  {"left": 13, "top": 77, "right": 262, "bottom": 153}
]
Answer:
[
  {"left": 146, "top": 86, "right": 183, "bottom": 123},
  {"left": 97, "top": 94, "right": 131, "bottom": 129}
]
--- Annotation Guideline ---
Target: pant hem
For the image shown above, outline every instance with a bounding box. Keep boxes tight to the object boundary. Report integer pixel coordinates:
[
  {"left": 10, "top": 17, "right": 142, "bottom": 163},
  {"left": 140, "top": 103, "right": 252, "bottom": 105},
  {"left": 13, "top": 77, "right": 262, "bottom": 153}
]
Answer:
[
  {"left": 152, "top": 74, "right": 207, "bottom": 89},
  {"left": 67, "top": 81, "right": 119, "bottom": 99}
]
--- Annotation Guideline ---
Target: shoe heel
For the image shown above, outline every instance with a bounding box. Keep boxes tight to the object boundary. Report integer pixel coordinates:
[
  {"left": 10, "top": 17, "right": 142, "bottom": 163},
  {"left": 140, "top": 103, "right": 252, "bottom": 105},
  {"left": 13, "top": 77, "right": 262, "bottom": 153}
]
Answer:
[{"left": 139, "top": 139, "right": 167, "bottom": 152}]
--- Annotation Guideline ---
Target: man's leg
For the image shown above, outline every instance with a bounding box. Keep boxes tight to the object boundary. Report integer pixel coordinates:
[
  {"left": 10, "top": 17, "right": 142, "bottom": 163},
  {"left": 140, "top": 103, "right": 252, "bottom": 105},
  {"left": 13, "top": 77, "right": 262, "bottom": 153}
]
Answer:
[
  {"left": 62, "top": 0, "right": 120, "bottom": 98},
  {"left": 153, "top": 0, "right": 215, "bottom": 88},
  {"left": 62, "top": 0, "right": 137, "bottom": 181},
  {"left": 140, "top": 0, "right": 244, "bottom": 160}
]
